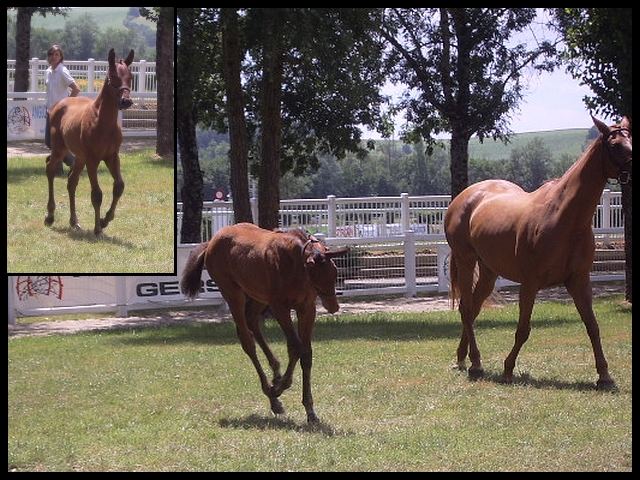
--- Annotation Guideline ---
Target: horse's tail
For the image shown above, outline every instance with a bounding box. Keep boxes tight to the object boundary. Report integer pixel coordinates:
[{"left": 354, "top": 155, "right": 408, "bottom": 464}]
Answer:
[
  {"left": 449, "top": 253, "right": 460, "bottom": 310},
  {"left": 180, "top": 242, "right": 208, "bottom": 299},
  {"left": 448, "top": 254, "right": 503, "bottom": 310}
]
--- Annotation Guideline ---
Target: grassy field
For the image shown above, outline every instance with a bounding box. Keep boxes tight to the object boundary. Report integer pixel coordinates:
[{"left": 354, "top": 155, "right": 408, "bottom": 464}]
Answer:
[
  {"left": 7, "top": 150, "right": 174, "bottom": 273},
  {"left": 8, "top": 296, "right": 631, "bottom": 471},
  {"left": 467, "top": 128, "right": 589, "bottom": 161},
  {"left": 8, "top": 7, "right": 155, "bottom": 31}
]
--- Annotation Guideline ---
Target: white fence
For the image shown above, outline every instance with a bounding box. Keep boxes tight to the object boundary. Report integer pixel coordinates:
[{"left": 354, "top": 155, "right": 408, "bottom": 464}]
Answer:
[
  {"left": 178, "top": 190, "right": 623, "bottom": 243},
  {"left": 7, "top": 57, "right": 157, "bottom": 94},
  {"left": 7, "top": 57, "right": 157, "bottom": 140},
  {"left": 9, "top": 191, "right": 624, "bottom": 324}
]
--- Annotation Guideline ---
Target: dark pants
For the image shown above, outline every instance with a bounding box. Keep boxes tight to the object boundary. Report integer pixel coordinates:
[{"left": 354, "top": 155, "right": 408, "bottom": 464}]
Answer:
[{"left": 45, "top": 112, "right": 75, "bottom": 168}]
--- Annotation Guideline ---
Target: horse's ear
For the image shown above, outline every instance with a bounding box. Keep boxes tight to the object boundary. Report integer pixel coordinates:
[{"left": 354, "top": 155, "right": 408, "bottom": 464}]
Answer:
[
  {"left": 108, "top": 48, "right": 116, "bottom": 67},
  {"left": 621, "top": 116, "right": 631, "bottom": 131},
  {"left": 125, "top": 50, "right": 134, "bottom": 66},
  {"left": 325, "top": 247, "right": 350, "bottom": 259},
  {"left": 591, "top": 114, "right": 609, "bottom": 137}
]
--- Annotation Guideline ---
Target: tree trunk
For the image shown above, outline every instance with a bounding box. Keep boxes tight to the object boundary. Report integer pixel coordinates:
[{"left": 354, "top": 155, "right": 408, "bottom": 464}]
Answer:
[
  {"left": 258, "top": 10, "right": 284, "bottom": 230},
  {"left": 449, "top": 130, "right": 471, "bottom": 198},
  {"left": 14, "top": 7, "right": 35, "bottom": 93},
  {"left": 621, "top": 182, "right": 632, "bottom": 303},
  {"left": 177, "top": 8, "right": 203, "bottom": 244},
  {"left": 221, "top": 8, "right": 252, "bottom": 224},
  {"left": 156, "top": 7, "right": 174, "bottom": 159}
]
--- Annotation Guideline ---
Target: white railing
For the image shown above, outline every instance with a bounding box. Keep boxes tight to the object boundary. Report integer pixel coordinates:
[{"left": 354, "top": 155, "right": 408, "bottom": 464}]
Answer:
[
  {"left": 8, "top": 57, "right": 157, "bottom": 93},
  {"left": 177, "top": 190, "right": 623, "bottom": 244}
]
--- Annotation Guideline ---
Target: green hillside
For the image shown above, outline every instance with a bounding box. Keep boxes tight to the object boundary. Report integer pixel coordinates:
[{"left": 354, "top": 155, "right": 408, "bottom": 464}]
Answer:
[
  {"left": 467, "top": 128, "right": 590, "bottom": 161},
  {"left": 13, "top": 7, "right": 154, "bottom": 31}
]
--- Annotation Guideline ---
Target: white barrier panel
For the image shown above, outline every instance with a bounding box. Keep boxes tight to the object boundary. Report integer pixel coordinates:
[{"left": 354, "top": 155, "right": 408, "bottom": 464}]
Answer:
[
  {"left": 7, "top": 99, "right": 46, "bottom": 141},
  {"left": 9, "top": 255, "right": 223, "bottom": 321}
]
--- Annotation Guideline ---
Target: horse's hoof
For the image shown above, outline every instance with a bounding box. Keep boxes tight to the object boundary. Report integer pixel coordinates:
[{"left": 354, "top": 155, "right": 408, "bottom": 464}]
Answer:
[
  {"left": 500, "top": 374, "right": 513, "bottom": 384},
  {"left": 468, "top": 367, "right": 484, "bottom": 380},
  {"left": 70, "top": 223, "right": 81, "bottom": 230},
  {"left": 44, "top": 215, "right": 54, "bottom": 226},
  {"left": 94, "top": 229, "right": 103, "bottom": 237},
  {"left": 270, "top": 398, "right": 285, "bottom": 415},
  {"left": 307, "top": 411, "right": 320, "bottom": 423},
  {"left": 452, "top": 361, "right": 467, "bottom": 371},
  {"left": 596, "top": 378, "right": 617, "bottom": 391}
]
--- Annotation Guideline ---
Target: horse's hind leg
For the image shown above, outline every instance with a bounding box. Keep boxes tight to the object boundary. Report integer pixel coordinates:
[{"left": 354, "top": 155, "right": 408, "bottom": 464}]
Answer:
[
  {"left": 453, "top": 254, "right": 484, "bottom": 378},
  {"left": 456, "top": 261, "right": 498, "bottom": 371},
  {"left": 246, "top": 299, "right": 282, "bottom": 386},
  {"left": 225, "top": 290, "right": 283, "bottom": 415},
  {"left": 100, "top": 153, "right": 125, "bottom": 230}
]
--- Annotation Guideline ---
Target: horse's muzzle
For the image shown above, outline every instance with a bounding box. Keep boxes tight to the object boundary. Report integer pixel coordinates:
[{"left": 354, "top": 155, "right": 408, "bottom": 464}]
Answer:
[
  {"left": 320, "top": 295, "right": 340, "bottom": 314},
  {"left": 119, "top": 98, "right": 133, "bottom": 110}
]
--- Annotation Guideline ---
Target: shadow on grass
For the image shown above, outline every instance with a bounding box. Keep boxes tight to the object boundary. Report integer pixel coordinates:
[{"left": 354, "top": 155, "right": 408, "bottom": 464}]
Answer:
[
  {"left": 49, "top": 224, "right": 136, "bottom": 248},
  {"left": 466, "top": 369, "right": 620, "bottom": 393},
  {"left": 109, "top": 312, "right": 582, "bottom": 347},
  {"left": 218, "top": 413, "right": 346, "bottom": 437}
]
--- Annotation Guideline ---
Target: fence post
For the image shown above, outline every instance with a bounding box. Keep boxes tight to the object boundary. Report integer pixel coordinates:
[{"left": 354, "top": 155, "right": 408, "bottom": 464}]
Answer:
[
  {"left": 8, "top": 277, "right": 16, "bottom": 325},
  {"left": 601, "top": 189, "right": 611, "bottom": 229},
  {"left": 87, "top": 58, "right": 95, "bottom": 93},
  {"left": 404, "top": 230, "right": 417, "bottom": 297},
  {"left": 401, "top": 193, "right": 410, "bottom": 231},
  {"left": 437, "top": 243, "right": 450, "bottom": 293},
  {"left": 115, "top": 277, "right": 128, "bottom": 317},
  {"left": 138, "top": 59, "right": 147, "bottom": 93},
  {"left": 327, "top": 195, "right": 337, "bottom": 237},
  {"left": 30, "top": 57, "right": 39, "bottom": 92}
]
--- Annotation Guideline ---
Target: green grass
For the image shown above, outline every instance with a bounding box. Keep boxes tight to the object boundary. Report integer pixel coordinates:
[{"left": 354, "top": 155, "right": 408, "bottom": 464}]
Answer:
[
  {"left": 8, "top": 296, "right": 631, "bottom": 471},
  {"left": 7, "top": 150, "right": 174, "bottom": 273}
]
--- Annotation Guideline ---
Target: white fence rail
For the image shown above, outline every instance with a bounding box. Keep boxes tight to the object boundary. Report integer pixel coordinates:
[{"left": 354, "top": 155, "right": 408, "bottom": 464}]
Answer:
[{"left": 8, "top": 57, "right": 157, "bottom": 94}]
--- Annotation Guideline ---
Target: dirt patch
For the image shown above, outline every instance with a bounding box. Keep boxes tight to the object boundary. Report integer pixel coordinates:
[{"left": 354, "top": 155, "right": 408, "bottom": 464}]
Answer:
[
  {"left": 7, "top": 137, "right": 157, "bottom": 158},
  {"left": 8, "top": 282, "right": 626, "bottom": 339}
]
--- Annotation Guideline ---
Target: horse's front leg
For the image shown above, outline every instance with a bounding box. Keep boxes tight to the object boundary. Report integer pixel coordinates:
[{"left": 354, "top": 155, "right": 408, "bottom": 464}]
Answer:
[
  {"left": 66, "top": 157, "right": 85, "bottom": 230},
  {"left": 100, "top": 153, "right": 125, "bottom": 230},
  {"left": 86, "top": 163, "right": 103, "bottom": 236},
  {"left": 44, "top": 154, "right": 60, "bottom": 226},
  {"left": 565, "top": 274, "right": 615, "bottom": 389},
  {"left": 296, "top": 303, "right": 319, "bottom": 423}
]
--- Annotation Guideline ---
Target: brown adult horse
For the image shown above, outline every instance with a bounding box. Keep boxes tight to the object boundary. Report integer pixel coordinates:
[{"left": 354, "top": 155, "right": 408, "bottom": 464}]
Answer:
[
  {"left": 45, "top": 48, "right": 134, "bottom": 236},
  {"left": 444, "top": 115, "right": 631, "bottom": 389},
  {"left": 180, "top": 223, "right": 348, "bottom": 423}
]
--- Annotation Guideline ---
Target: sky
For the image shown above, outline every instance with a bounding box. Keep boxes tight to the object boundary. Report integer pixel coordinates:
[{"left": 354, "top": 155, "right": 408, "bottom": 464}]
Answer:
[
  {"left": 361, "top": 9, "right": 611, "bottom": 139},
  {"left": 361, "top": 69, "right": 597, "bottom": 140}
]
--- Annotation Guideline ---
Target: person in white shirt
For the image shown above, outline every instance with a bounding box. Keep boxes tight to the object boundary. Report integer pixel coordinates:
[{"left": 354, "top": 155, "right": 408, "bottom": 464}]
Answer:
[{"left": 45, "top": 44, "right": 80, "bottom": 173}]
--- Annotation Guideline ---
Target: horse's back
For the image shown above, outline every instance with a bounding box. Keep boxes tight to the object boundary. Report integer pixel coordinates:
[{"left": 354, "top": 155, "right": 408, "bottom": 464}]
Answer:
[
  {"left": 206, "top": 223, "right": 303, "bottom": 304},
  {"left": 445, "top": 180, "right": 525, "bottom": 238}
]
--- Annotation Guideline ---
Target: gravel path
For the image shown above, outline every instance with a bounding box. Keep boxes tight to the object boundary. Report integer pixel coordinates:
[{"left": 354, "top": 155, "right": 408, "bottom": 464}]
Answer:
[
  {"left": 7, "top": 137, "right": 156, "bottom": 158},
  {"left": 8, "top": 282, "right": 626, "bottom": 339}
]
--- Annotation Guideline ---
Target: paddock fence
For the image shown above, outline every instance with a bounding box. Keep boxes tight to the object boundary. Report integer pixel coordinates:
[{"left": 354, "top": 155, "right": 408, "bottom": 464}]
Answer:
[{"left": 9, "top": 191, "right": 624, "bottom": 324}]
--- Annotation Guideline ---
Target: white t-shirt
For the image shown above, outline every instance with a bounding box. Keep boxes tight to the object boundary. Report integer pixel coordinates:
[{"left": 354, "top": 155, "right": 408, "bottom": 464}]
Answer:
[{"left": 45, "top": 63, "right": 76, "bottom": 111}]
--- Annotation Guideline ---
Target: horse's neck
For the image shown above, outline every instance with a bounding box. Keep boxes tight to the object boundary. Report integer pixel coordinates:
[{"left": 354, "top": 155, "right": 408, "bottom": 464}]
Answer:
[
  {"left": 551, "top": 142, "right": 608, "bottom": 227},
  {"left": 92, "top": 83, "right": 120, "bottom": 124}
]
